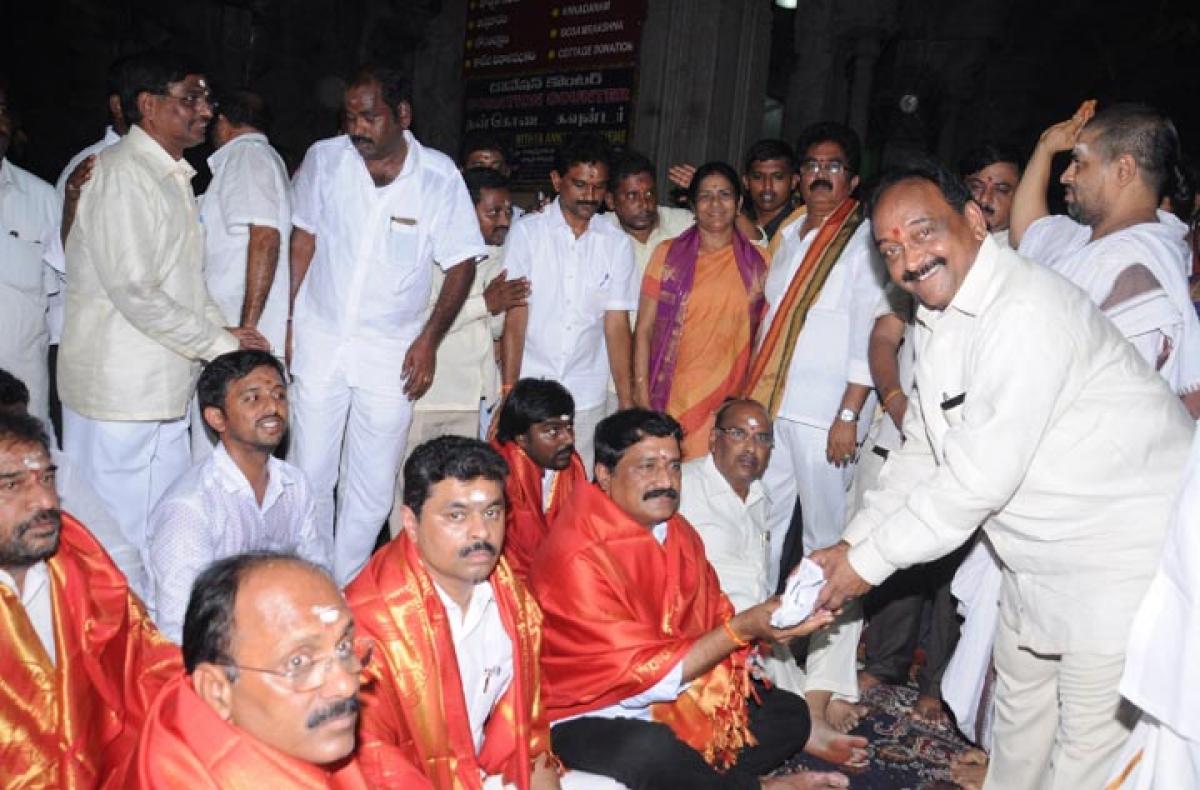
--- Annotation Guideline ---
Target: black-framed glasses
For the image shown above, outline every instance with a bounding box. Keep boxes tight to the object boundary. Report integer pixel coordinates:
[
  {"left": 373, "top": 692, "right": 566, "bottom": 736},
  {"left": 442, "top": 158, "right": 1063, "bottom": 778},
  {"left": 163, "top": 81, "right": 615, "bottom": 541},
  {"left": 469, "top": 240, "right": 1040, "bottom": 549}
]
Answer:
[
  {"left": 715, "top": 426, "right": 774, "bottom": 448},
  {"left": 161, "top": 91, "right": 217, "bottom": 112},
  {"left": 220, "top": 636, "right": 373, "bottom": 693},
  {"left": 800, "top": 160, "right": 847, "bottom": 176}
]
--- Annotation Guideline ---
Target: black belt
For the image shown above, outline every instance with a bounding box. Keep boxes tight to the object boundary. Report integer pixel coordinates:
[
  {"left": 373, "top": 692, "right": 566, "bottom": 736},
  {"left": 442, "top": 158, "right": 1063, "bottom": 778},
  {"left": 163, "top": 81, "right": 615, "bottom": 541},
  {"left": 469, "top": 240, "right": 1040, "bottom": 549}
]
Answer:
[{"left": 872, "top": 445, "right": 890, "bottom": 460}]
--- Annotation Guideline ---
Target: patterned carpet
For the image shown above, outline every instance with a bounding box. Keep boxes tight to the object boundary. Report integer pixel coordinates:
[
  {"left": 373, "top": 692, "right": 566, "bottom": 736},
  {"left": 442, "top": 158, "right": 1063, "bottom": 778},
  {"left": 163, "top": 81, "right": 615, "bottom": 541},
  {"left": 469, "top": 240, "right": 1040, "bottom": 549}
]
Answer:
[{"left": 784, "top": 682, "right": 974, "bottom": 789}]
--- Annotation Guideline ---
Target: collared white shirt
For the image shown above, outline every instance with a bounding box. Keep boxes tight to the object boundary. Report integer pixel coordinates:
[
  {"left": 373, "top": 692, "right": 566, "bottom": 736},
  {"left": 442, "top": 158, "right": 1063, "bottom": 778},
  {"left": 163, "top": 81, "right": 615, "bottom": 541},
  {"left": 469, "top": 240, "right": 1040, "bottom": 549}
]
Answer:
[
  {"left": 290, "top": 132, "right": 485, "bottom": 352},
  {"left": 0, "top": 157, "right": 57, "bottom": 422},
  {"left": 844, "top": 237, "right": 1195, "bottom": 655},
  {"left": 44, "top": 126, "right": 124, "bottom": 344},
  {"left": 144, "top": 442, "right": 328, "bottom": 642},
  {"left": 0, "top": 561, "right": 55, "bottom": 665},
  {"left": 761, "top": 217, "right": 886, "bottom": 429},
  {"left": 505, "top": 198, "right": 639, "bottom": 410},
  {"left": 58, "top": 125, "right": 238, "bottom": 421},
  {"left": 679, "top": 455, "right": 771, "bottom": 613},
  {"left": 416, "top": 245, "right": 504, "bottom": 413},
  {"left": 200, "top": 132, "right": 292, "bottom": 354},
  {"left": 604, "top": 204, "right": 694, "bottom": 278},
  {"left": 432, "top": 579, "right": 513, "bottom": 753}
]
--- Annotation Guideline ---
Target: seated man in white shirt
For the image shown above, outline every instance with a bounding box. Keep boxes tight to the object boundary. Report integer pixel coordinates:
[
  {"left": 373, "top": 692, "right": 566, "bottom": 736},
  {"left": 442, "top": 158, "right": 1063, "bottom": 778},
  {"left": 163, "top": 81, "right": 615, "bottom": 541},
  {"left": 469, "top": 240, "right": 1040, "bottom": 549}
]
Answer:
[
  {"left": 501, "top": 133, "right": 639, "bottom": 474},
  {"left": 145, "top": 350, "right": 329, "bottom": 643}
]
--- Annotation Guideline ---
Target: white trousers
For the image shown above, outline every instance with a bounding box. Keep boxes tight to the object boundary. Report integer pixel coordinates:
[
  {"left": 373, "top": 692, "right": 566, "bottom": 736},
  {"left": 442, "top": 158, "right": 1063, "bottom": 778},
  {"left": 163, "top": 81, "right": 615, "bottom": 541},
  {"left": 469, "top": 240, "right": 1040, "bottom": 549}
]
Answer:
[
  {"left": 573, "top": 404, "right": 606, "bottom": 479},
  {"left": 762, "top": 419, "right": 854, "bottom": 590},
  {"left": 61, "top": 407, "right": 191, "bottom": 552},
  {"left": 388, "top": 409, "right": 480, "bottom": 539},
  {"left": 985, "top": 607, "right": 1132, "bottom": 790},
  {"left": 290, "top": 348, "right": 414, "bottom": 586}
]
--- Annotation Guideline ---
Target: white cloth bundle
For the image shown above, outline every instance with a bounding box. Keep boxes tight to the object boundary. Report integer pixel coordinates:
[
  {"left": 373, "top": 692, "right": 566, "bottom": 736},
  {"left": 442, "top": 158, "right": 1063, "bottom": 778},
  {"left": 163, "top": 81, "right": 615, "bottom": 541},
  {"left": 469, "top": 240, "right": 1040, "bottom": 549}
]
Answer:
[{"left": 770, "top": 557, "right": 826, "bottom": 628}]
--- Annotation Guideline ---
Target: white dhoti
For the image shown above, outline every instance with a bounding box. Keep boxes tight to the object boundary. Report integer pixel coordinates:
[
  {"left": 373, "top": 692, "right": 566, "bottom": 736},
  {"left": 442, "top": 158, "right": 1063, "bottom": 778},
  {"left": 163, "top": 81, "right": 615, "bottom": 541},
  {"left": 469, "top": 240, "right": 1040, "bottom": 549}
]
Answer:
[
  {"left": 1107, "top": 716, "right": 1200, "bottom": 790},
  {"left": 942, "top": 536, "right": 1003, "bottom": 750},
  {"left": 388, "top": 408, "right": 481, "bottom": 539}
]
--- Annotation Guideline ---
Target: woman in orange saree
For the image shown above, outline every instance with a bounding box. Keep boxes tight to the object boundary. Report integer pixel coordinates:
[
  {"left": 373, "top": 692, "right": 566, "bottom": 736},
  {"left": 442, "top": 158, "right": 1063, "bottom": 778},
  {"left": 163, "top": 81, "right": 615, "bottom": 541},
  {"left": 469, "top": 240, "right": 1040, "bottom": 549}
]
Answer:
[{"left": 633, "top": 162, "right": 768, "bottom": 459}]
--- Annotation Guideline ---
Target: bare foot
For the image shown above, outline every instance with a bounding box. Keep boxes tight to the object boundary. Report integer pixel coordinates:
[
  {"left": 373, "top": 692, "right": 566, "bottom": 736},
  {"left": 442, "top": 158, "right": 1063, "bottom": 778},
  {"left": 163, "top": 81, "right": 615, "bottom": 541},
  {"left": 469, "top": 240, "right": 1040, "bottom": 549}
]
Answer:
[
  {"left": 762, "top": 771, "right": 850, "bottom": 789},
  {"left": 912, "top": 693, "right": 949, "bottom": 725},
  {"left": 950, "top": 748, "right": 988, "bottom": 790},
  {"left": 825, "top": 699, "right": 869, "bottom": 733},
  {"left": 857, "top": 670, "right": 883, "bottom": 695},
  {"left": 803, "top": 716, "right": 869, "bottom": 767}
]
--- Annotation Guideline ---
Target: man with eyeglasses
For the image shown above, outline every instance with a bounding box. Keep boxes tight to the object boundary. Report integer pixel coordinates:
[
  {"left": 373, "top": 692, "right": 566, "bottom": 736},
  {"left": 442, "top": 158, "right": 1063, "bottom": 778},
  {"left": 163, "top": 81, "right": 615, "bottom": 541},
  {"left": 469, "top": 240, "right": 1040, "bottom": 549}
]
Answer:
[
  {"left": 744, "top": 121, "right": 885, "bottom": 732},
  {"left": 58, "top": 51, "right": 269, "bottom": 561},
  {"left": 0, "top": 410, "right": 181, "bottom": 786},
  {"left": 119, "top": 551, "right": 421, "bottom": 787},
  {"left": 490, "top": 377, "right": 586, "bottom": 579}
]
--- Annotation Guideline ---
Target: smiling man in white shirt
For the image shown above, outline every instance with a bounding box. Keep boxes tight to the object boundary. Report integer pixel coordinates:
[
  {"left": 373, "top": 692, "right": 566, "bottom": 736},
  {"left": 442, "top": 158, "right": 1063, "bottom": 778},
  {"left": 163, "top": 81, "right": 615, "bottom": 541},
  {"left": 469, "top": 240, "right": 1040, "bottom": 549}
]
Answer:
[
  {"left": 288, "top": 64, "right": 486, "bottom": 584},
  {"left": 813, "top": 161, "right": 1195, "bottom": 789},
  {"left": 145, "top": 350, "right": 328, "bottom": 643},
  {"left": 501, "top": 133, "right": 638, "bottom": 474}
]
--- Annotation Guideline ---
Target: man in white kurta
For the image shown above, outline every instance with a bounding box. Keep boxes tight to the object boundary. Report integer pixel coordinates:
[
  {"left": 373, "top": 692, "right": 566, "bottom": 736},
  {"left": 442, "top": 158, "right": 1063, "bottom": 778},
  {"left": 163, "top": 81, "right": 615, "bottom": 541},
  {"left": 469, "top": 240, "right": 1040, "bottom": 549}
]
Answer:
[
  {"left": 814, "top": 168, "right": 1195, "bottom": 790},
  {"left": 288, "top": 66, "right": 485, "bottom": 584}
]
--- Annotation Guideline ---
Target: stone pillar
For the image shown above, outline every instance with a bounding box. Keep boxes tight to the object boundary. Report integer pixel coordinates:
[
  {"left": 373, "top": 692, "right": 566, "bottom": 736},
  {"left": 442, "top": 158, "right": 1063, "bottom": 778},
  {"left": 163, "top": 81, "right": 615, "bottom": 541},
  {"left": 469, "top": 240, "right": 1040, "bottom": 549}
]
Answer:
[
  {"left": 847, "top": 36, "right": 881, "bottom": 143},
  {"left": 410, "top": 0, "right": 469, "bottom": 159},
  {"left": 781, "top": 0, "right": 837, "bottom": 142}
]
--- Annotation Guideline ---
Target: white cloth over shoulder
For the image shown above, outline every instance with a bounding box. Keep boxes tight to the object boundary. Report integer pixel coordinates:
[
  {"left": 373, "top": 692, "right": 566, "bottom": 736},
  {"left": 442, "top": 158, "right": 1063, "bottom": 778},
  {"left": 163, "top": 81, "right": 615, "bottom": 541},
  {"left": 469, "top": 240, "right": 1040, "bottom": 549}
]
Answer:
[{"left": 771, "top": 557, "right": 825, "bottom": 628}]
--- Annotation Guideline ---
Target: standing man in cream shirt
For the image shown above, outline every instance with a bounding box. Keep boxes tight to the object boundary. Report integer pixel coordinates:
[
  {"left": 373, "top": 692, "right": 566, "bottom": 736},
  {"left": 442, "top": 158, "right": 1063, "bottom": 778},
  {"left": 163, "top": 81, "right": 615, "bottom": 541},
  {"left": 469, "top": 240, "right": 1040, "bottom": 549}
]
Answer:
[
  {"left": 813, "top": 162, "right": 1194, "bottom": 789},
  {"left": 58, "top": 52, "right": 268, "bottom": 553}
]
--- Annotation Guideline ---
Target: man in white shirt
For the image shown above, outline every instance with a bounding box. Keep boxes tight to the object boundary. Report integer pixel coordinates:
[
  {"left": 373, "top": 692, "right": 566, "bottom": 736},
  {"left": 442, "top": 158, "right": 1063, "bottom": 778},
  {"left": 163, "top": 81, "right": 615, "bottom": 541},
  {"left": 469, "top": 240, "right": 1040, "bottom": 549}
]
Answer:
[
  {"left": 145, "top": 350, "right": 328, "bottom": 643},
  {"left": 1012, "top": 101, "right": 1200, "bottom": 415},
  {"left": 288, "top": 64, "right": 486, "bottom": 584},
  {"left": 813, "top": 162, "right": 1195, "bottom": 789},
  {"left": 959, "top": 143, "right": 1022, "bottom": 249},
  {"left": 501, "top": 133, "right": 638, "bottom": 474},
  {"left": 191, "top": 90, "right": 292, "bottom": 460},
  {"left": 58, "top": 52, "right": 268, "bottom": 555},
  {"left": 0, "top": 84, "right": 58, "bottom": 427}
]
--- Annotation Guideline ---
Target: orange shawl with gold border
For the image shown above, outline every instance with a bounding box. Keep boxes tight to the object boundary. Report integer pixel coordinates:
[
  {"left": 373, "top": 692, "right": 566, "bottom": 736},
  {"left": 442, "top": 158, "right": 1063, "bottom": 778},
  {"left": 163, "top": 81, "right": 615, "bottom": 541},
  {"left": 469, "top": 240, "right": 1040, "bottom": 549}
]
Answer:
[
  {"left": 0, "top": 513, "right": 180, "bottom": 788},
  {"left": 528, "top": 483, "right": 754, "bottom": 770},
  {"left": 491, "top": 439, "right": 587, "bottom": 580},
  {"left": 346, "top": 532, "right": 550, "bottom": 790}
]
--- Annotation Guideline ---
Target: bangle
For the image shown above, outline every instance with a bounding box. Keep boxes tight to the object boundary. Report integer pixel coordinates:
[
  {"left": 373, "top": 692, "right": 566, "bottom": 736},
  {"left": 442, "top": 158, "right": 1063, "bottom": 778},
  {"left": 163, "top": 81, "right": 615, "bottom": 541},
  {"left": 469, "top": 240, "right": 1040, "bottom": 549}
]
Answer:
[
  {"left": 881, "top": 387, "right": 903, "bottom": 409},
  {"left": 722, "top": 618, "right": 749, "bottom": 648}
]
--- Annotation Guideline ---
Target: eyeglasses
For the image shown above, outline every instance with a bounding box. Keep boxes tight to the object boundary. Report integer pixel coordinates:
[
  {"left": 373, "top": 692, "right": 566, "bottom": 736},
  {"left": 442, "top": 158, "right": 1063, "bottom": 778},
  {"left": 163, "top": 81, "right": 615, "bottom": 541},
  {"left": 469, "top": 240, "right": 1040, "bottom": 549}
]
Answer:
[
  {"left": 161, "top": 91, "right": 217, "bottom": 111},
  {"left": 800, "top": 160, "right": 847, "bottom": 176},
  {"left": 715, "top": 426, "right": 774, "bottom": 447},
  {"left": 220, "top": 636, "right": 374, "bottom": 693}
]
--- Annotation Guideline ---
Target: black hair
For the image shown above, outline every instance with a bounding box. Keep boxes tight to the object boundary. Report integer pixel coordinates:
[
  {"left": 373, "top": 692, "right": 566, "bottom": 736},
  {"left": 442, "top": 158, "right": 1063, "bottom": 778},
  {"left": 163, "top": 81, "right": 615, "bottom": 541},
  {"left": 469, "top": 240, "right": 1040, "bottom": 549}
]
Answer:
[
  {"left": 219, "top": 89, "right": 272, "bottom": 134},
  {"left": 0, "top": 368, "right": 30, "bottom": 409},
  {"left": 1086, "top": 103, "right": 1181, "bottom": 199},
  {"left": 609, "top": 149, "right": 656, "bottom": 189},
  {"left": 496, "top": 378, "right": 575, "bottom": 444},
  {"left": 743, "top": 139, "right": 796, "bottom": 173},
  {"left": 196, "top": 350, "right": 286, "bottom": 414},
  {"left": 463, "top": 166, "right": 511, "bottom": 206},
  {"left": 958, "top": 142, "right": 1024, "bottom": 178},
  {"left": 460, "top": 130, "right": 510, "bottom": 167},
  {"left": 348, "top": 64, "right": 412, "bottom": 114},
  {"left": 119, "top": 50, "right": 200, "bottom": 126},
  {"left": 867, "top": 157, "right": 974, "bottom": 219},
  {"left": 553, "top": 131, "right": 612, "bottom": 177},
  {"left": 1168, "top": 156, "right": 1197, "bottom": 223},
  {"left": 402, "top": 435, "right": 509, "bottom": 516},
  {"left": 594, "top": 409, "right": 683, "bottom": 471},
  {"left": 182, "top": 551, "right": 326, "bottom": 674},
  {"left": 0, "top": 411, "right": 49, "bottom": 455},
  {"left": 687, "top": 161, "right": 743, "bottom": 209},
  {"left": 795, "top": 121, "right": 862, "bottom": 175}
]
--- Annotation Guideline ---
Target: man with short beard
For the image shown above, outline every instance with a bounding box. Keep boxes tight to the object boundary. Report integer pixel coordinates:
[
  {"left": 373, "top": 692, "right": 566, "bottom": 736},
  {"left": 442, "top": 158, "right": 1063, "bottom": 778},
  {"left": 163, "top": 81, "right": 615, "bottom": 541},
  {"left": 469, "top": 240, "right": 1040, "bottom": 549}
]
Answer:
[
  {"left": 0, "top": 411, "right": 180, "bottom": 786},
  {"left": 144, "top": 350, "right": 329, "bottom": 643},
  {"left": 288, "top": 64, "right": 486, "bottom": 584},
  {"left": 491, "top": 378, "right": 587, "bottom": 579},
  {"left": 118, "top": 552, "right": 407, "bottom": 788},
  {"left": 959, "top": 143, "right": 1022, "bottom": 247}
]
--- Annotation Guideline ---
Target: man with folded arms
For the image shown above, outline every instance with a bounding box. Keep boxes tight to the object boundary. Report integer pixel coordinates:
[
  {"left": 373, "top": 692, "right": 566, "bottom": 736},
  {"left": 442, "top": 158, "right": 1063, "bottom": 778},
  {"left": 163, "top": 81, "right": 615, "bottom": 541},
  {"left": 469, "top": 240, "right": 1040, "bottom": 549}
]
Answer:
[
  {"left": 0, "top": 411, "right": 180, "bottom": 786},
  {"left": 120, "top": 552, "right": 421, "bottom": 787},
  {"left": 529, "top": 408, "right": 864, "bottom": 790},
  {"left": 491, "top": 378, "right": 587, "bottom": 579}
]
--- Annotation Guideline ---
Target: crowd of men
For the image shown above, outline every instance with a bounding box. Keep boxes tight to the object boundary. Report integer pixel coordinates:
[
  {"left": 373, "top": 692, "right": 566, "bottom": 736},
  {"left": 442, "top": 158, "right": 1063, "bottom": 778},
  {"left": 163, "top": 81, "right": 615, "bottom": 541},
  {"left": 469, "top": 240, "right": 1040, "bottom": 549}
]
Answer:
[{"left": 1, "top": 47, "right": 1199, "bottom": 789}]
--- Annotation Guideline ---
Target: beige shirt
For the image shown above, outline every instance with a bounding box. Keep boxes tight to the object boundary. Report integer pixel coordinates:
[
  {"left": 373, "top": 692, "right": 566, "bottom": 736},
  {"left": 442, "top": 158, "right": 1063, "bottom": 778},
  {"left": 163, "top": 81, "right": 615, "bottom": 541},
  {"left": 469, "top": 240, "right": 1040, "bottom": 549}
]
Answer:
[
  {"left": 416, "top": 245, "right": 505, "bottom": 412},
  {"left": 844, "top": 237, "right": 1194, "bottom": 654},
  {"left": 59, "top": 125, "right": 237, "bottom": 421},
  {"left": 605, "top": 205, "right": 694, "bottom": 279}
]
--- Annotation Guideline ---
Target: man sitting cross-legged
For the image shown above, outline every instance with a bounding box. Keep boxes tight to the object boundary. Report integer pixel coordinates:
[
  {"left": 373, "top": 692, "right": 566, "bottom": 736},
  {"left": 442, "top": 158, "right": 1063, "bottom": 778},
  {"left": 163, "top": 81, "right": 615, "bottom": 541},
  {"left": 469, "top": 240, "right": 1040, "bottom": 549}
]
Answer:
[
  {"left": 529, "top": 409, "right": 866, "bottom": 789},
  {"left": 491, "top": 378, "right": 588, "bottom": 579}
]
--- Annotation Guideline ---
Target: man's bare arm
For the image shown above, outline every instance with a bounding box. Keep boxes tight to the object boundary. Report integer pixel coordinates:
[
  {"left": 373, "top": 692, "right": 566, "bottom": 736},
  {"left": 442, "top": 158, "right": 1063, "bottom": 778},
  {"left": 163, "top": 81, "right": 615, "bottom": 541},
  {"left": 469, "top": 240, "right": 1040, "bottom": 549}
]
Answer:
[
  {"left": 501, "top": 305, "right": 529, "bottom": 388},
  {"left": 868, "top": 312, "right": 908, "bottom": 429},
  {"left": 1010, "top": 100, "right": 1096, "bottom": 246},
  {"left": 239, "top": 224, "right": 281, "bottom": 328},
  {"left": 604, "top": 310, "right": 634, "bottom": 409},
  {"left": 403, "top": 259, "right": 477, "bottom": 400}
]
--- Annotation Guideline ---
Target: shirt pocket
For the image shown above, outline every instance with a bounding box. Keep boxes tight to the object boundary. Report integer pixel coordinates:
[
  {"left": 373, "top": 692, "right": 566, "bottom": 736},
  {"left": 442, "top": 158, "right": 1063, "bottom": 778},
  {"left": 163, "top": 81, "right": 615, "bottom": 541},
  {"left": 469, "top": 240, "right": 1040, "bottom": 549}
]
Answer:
[
  {"left": 385, "top": 220, "right": 420, "bottom": 265},
  {"left": 586, "top": 267, "right": 616, "bottom": 315},
  {"left": 0, "top": 232, "right": 46, "bottom": 298}
]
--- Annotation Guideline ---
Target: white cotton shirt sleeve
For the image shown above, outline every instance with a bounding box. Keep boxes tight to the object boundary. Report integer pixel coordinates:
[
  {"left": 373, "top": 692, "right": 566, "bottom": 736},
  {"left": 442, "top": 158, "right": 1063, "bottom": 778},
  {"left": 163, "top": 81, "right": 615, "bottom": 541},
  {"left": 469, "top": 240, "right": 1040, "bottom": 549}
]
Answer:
[
  {"left": 430, "top": 171, "right": 487, "bottom": 271},
  {"left": 216, "top": 143, "right": 286, "bottom": 231}
]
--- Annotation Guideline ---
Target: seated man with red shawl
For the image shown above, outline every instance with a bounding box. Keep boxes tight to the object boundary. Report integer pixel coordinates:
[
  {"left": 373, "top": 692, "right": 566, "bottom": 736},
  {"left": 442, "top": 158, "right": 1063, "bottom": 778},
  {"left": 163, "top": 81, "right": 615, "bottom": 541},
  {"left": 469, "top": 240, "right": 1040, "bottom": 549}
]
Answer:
[
  {"left": 528, "top": 409, "right": 866, "bottom": 789},
  {"left": 120, "top": 551, "right": 400, "bottom": 788},
  {"left": 0, "top": 411, "right": 180, "bottom": 786},
  {"left": 492, "top": 378, "right": 588, "bottom": 579}
]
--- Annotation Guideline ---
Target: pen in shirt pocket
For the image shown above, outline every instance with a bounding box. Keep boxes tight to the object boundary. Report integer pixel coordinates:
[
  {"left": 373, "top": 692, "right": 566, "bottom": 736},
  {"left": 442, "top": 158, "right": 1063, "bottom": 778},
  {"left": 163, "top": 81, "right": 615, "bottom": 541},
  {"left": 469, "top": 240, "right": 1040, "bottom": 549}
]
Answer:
[{"left": 599, "top": 272, "right": 611, "bottom": 287}]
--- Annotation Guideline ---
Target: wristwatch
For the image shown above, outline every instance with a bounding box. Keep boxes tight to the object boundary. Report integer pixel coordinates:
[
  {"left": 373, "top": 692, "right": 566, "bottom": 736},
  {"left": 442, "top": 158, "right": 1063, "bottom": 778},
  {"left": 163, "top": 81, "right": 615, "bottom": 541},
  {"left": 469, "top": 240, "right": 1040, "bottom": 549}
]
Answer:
[{"left": 837, "top": 408, "right": 859, "bottom": 422}]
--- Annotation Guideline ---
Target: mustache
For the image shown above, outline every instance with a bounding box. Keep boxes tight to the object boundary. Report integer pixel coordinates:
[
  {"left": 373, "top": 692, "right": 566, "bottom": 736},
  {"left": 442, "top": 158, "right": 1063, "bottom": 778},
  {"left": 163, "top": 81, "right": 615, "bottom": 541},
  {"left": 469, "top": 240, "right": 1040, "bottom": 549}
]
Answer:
[
  {"left": 736, "top": 452, "right": 760, "bottom": 466},
  {"left": 18, "top": 509, "right": 61, "bottom": 537},
  {"left": 642, "top": 488, "right": 679, "bottom": 501},
  {"left": 980, "top": 203, "right": 995, "bottom": 216},
  {"left": 306, "top": 696, "right": 360, "bottom": 729},
  {"left": 809, "top": 179, "right": 834, "bottom": 191},
  {"left": 902, "top": 256, "right": 947, "bottom": 282},
  {"left": 349, "top": 135, "right": 375, "bottom": 147},
  {"left": 575, "top": 200, "right": 600, "bottom": 208},
  {"left": 459, "top": 540, "right": 498, "bottom": 558}
]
